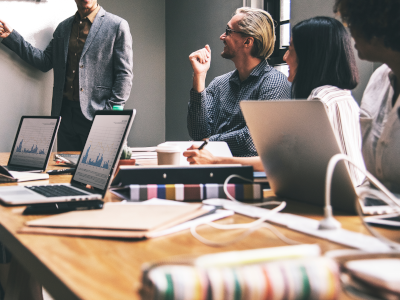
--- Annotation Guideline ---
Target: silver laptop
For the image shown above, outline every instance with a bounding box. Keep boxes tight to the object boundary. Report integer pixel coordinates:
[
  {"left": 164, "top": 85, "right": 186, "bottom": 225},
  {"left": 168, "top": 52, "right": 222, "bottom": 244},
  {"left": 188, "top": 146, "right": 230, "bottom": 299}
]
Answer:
[
  {"left": 241, "top": 100, "right": 357, "bottom": 213},
  {"left": 4, "top": 116, "right": 61, "bottom": 173},
  {"left": 0, "top": 110, "right": 135, "bottom": 205}
]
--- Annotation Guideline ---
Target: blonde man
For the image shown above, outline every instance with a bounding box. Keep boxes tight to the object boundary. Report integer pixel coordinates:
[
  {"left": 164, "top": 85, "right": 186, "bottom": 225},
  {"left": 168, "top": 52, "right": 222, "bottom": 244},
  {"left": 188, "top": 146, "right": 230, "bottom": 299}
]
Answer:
[{"left": 187, "top": 7, "right": 291, "bottom": 157}]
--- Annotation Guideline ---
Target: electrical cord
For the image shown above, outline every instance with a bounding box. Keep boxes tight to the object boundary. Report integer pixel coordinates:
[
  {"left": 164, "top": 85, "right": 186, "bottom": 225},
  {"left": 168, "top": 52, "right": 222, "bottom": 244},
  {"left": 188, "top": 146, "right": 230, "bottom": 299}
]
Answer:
[
  {"left": 325, "top": 154, "right": 400, "bottom": 251},
  {"left": 190, "top": 174, "right": 301, "bottom": 247}
]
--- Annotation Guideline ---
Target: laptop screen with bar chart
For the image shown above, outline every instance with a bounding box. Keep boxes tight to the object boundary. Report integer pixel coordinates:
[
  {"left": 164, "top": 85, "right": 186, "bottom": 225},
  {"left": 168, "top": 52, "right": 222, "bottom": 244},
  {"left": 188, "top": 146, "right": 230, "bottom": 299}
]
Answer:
[
  {"left": 72, "top": 111, "right": 134, "bottom": 191},
  {"left": 7, "top": 116, "right": 61, "bottom": 172},
  {"left": 0, "top": 110, "right": 135, "bottom": 206}
]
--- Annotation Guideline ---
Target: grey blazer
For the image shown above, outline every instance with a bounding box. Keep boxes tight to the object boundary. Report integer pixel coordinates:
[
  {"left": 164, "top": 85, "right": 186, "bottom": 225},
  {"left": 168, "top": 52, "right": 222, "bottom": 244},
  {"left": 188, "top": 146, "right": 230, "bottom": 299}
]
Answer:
[{"left": 1, "top": 7, "right": 133, "bottom": 120}]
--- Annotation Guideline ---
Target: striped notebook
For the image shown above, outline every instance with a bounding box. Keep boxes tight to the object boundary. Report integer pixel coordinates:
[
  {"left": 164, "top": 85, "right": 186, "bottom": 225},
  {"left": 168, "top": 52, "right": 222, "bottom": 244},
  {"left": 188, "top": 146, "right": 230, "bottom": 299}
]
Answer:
[{"left": 111, "top": 184, "right": 263, "bottom": 201}]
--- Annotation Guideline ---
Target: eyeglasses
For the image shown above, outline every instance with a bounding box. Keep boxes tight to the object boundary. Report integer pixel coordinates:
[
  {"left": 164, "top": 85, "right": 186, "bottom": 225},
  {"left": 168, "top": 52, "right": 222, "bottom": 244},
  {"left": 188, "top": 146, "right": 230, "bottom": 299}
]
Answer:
[{"left": 225, "top": 26, "right": 247, "bottom": 36}]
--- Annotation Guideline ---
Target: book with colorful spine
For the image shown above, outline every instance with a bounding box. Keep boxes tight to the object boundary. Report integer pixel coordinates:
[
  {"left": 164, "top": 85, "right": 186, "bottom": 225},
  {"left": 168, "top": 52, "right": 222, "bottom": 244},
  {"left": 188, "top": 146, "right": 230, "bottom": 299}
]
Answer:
[{"left": 111, "top": 183, "right": 263, "bottom": 201}]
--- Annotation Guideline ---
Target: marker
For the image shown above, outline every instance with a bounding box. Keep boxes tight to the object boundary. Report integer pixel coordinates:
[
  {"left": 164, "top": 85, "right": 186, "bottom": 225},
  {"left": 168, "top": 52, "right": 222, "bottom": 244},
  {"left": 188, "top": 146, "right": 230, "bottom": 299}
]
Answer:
[{"left": 198, "top": 139, "right": 209, "bottom": 150}]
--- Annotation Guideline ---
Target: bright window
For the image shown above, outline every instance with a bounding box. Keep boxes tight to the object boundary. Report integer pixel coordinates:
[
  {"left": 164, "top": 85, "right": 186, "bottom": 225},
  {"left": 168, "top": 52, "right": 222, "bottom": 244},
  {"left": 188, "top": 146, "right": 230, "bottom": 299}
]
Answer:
[{"left": 264, "top": 0, "right": 291, "bottom": 68}]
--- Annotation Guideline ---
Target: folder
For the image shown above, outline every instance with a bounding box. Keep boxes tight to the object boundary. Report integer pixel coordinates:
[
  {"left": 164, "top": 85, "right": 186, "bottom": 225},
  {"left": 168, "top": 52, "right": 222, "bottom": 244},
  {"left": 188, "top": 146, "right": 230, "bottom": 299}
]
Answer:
[
  {"left": 111, "top": 165, "right": 254, "bottom": 186},
  {"left": 20, "top": 203, "right": 206, "bottom": 239}
]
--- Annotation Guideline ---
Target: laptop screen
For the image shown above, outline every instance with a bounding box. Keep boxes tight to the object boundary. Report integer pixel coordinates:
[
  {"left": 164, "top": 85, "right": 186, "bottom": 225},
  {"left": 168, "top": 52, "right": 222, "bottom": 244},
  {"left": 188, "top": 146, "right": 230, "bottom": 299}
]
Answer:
[
  {"left": 72, "top": 113, "right": 132, "bottom": 190},
  {"left": 8, "top": 117, "right": 60, "bottom": 169}
]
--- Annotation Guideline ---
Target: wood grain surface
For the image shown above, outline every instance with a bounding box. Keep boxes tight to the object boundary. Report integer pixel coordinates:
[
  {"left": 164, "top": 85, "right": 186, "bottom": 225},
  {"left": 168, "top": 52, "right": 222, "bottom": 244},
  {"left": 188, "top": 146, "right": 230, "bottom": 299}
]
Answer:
[{"left": 0, "top": 152, "right": 398, "bottom": 300}]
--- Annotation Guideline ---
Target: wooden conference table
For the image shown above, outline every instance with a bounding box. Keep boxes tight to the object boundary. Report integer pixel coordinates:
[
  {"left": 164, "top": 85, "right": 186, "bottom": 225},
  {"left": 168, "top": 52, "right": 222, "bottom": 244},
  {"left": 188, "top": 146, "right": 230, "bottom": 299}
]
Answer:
[{"left": 0, "top": 152, "right": 398, "bottom": 300}]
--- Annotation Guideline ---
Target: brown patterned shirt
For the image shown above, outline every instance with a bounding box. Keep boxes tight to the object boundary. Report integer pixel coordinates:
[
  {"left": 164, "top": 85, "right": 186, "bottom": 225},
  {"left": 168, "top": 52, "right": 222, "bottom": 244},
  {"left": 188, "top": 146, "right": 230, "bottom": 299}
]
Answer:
[{"left": 63, "top": 5, "right": 101, "bottom": 102}]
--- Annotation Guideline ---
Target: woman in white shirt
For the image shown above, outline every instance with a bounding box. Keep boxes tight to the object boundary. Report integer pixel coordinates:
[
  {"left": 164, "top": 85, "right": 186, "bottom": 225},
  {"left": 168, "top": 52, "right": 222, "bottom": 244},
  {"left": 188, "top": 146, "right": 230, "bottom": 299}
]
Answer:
[{"left": 184, "top": 16, "right": 365, "bottom": 186}]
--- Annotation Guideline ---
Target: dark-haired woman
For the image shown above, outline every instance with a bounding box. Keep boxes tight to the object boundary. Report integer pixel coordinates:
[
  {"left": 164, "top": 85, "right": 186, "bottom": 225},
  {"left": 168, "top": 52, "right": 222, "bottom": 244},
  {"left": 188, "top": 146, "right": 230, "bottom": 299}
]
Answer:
[
  {"left": 335, "top": 0, "right": 400, "bottom": 191},
  {"left": 184, "top": 16, "right": 365, "bottom": 187},
  {"left": 285, "top": 16, "right": 365, "bottom": 186}
]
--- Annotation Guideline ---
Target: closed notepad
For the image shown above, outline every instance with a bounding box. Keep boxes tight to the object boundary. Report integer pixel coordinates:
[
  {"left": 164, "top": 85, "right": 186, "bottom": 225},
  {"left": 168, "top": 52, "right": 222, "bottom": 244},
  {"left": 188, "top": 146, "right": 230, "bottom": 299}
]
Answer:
[{"left": 25, "top": 204, "right": 203, "bottom": 231}]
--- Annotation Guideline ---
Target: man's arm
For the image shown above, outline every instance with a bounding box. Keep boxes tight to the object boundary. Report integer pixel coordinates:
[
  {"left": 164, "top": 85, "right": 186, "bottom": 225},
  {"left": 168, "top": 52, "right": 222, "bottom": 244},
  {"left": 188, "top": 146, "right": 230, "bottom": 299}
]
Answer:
[
  {"left": 187, "top": 80, "right": 220, "bottom": 141},
  {"left": 108, "top": 19, "right": 133, "bottom": 108},
  {"left": 0, "top": 19, "right": 53, "bottom": 72},
  {"left": 208, "top": 127, "right": 257, "bottom": 157},
  {"left": 187, "top": 45, "right": 218, "bottom": 140},
  {"left": 0, "top": 20, "right": 12, "bottom": 38},
  {"left": 208, "top": 72, "right": 292, "bottom": 157},
  {"left": 189, "top": 45, "right": 211, "bottom": 93},
  {"left": 183, "top": 145, "right": 264, "bottom": 171}
]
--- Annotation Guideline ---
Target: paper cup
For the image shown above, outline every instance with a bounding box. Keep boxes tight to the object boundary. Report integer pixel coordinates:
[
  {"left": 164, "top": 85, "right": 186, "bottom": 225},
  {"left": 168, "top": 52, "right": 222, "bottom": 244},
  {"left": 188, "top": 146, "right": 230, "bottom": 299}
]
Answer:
[{"left": 156, "top": 144, "right": 181, "bottom": 165}]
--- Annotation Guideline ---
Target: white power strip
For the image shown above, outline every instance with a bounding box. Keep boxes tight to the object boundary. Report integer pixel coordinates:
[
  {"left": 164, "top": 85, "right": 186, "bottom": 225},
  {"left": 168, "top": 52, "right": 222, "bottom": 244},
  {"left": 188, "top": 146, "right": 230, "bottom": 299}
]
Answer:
[{"left": 219, "top": 201, "right": 392, "bottom": 252}]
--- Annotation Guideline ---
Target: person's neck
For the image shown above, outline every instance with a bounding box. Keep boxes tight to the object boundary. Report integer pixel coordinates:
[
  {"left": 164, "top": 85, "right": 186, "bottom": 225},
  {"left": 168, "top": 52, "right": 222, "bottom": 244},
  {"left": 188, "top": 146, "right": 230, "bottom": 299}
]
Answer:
[
  {"left": 233, "top": 55, "right": 263, "bottom": 82},
  {"left": 78, "top": 4, "right": 98, "bottom": 19}
]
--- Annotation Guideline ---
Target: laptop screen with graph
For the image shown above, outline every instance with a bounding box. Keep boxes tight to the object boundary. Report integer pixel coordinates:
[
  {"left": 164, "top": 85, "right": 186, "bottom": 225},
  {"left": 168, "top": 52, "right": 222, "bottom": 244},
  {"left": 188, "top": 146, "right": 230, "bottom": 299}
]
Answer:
[
  {"left": 72, "top": 111, "right": 134, "bottom": 191},
  {"left": 8, "top": 116, "right": 61, "bottom": 171}
]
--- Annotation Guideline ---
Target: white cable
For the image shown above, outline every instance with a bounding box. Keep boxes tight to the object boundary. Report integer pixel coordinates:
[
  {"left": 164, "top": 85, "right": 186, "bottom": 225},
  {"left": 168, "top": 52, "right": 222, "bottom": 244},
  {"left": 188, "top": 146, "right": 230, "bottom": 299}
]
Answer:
[
  {"left": 190, "top": 174, "right": 302, "bottom": 247},
  {"left": 190, "top": 219, "right": 301, "bottom": 247},
  {"left": 356, "top": 189, "right": 400, "bottom": 250},
  {"left": 223, "top": 174, "right": 281, "bottom": 207},
  {"left": 324, "top": 154, "right": 400, "bottom": 250}
]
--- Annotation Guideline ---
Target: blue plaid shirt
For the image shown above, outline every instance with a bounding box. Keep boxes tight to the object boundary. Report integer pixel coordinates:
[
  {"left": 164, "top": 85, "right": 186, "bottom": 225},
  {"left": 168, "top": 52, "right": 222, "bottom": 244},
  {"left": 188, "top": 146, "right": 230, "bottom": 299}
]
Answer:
[{"left": 187, "top": 60, "right": 291, "bottom": 157}]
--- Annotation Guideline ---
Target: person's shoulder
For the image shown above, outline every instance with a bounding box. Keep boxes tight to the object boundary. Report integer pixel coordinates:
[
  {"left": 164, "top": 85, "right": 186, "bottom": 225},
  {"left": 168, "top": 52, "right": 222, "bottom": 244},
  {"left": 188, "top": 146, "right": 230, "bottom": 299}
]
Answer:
[
  {"left": 103, "top": 9, "right": 128, "bottom": 25},
  {"left": 56, "top": 15, "right": 75, "bottom": 29},
  {"left": 261, "top": 65, "right": 290, "bottom": 84},
  {"left": 308, "top": 85, "right": 354, "bottom": 104},
  {"left": 53, "top": 15, "right": 75, "bottom": 36},
  {"left": 212, "top": 70, "right": 236, "bottom": 84},
  {"left": 361, "top": 64, "right": 392, "bottom": 114},
  {"left": 370, "top": 64, "right": 391, "bottom": 80}
]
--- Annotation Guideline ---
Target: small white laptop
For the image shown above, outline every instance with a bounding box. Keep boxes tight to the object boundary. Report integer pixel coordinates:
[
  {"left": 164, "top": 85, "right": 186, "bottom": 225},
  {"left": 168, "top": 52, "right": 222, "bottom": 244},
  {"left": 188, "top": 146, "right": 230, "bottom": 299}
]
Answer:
[
  {"left": 0, "top": 110, "right": 135, "bottom": 205},
  {"left": 241, "top": 100, "right": 358, "bottom": 213},
  {"left": 4, "top": 116, "right": 61, "bottom": 173}
]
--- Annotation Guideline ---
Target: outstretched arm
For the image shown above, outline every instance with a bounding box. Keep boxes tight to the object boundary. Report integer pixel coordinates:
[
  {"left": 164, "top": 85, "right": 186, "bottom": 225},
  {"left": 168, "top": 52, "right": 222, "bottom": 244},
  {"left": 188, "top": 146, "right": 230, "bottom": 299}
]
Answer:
[
  {"left": 0, "top": 20, "right": 13, "bottom": 38},
  {"left": 183, "top": 144, "right": 264, "bottom": 171},
  {"left": 1, "top": 19, "right": 53, "bottom": 72}
]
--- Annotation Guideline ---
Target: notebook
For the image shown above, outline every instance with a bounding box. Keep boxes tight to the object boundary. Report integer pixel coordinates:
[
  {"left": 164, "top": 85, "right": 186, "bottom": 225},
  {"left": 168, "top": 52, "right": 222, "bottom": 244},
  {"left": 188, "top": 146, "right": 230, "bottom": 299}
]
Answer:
[
  {"left": 0, "top": 110, "right": 135, "bottom": 205},
  {"left": 5, "top": 116, "right": 61, "bottom": 173},
  {"left": 161, "top": 141, "right": 233, "bottom": 165},
  {"left": 241, "top": 100, "right": 358, "bottom": 213},
  {"left": 20, "top": 202, "right": 207, "bottom": 239}
]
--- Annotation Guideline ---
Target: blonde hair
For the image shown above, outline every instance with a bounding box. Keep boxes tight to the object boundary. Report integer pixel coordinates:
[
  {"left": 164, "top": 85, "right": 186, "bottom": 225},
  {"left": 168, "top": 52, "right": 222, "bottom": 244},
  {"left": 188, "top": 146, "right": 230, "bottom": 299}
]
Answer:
[{"left": 235, "top": 7, "right": 276, "bottom": 59}]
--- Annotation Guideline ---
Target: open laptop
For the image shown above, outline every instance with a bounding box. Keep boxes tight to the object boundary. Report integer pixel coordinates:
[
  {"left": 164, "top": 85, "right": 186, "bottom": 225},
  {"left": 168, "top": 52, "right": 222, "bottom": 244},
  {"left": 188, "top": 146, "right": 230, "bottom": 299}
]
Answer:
[
  {"left": 0, "top": 110, "right": 135, "bottom": 205},
  {"left": 241, "top": 100, "right": 358, "bottom": 213},
  {"left": 4, "top": 116, "right": 61, "bottom": 173}
]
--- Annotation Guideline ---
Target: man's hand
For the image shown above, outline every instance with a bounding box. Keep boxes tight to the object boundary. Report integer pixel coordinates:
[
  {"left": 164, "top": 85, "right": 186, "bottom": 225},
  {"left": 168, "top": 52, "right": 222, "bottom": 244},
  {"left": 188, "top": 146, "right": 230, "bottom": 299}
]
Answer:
[
  {"left": 189, "top": 44, "right": 211, "bottom": 75},
  {"left": 0, "top": 20, "right": 13, "bottom": 39},
  {"left": 183, "top": 144, "right": 218, "bottom": 165},
  {"left": 189, "top": 45, "right": 211, "bottom": 92}
]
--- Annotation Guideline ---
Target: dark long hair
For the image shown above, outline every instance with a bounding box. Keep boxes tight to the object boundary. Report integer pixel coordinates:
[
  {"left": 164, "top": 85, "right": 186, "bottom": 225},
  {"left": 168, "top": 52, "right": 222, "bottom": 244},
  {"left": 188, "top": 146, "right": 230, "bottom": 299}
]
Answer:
[{"left": 291, "top": 16, "right": 359, "bottom": 99}]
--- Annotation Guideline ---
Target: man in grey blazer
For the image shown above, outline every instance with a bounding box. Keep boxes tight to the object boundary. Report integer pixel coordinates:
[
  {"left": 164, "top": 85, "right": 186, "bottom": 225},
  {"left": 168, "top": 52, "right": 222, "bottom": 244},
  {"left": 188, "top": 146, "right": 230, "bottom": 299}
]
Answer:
[{"left": 0, "top": 0, "right": 133, "bottom": 151}]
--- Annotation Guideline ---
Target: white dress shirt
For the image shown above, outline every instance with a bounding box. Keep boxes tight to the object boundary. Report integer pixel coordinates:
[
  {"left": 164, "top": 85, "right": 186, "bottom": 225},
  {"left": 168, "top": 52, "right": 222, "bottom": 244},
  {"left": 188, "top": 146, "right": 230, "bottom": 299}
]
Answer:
[{"left": 360, "top": 64, "right": 400, "bottom": 192}]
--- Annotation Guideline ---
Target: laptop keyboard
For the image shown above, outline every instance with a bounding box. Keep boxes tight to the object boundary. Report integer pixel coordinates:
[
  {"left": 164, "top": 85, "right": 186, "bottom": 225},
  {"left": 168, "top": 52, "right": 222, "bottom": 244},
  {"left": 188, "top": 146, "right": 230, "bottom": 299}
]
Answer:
[
  {"left": 26, "top": 185, "right": 88, "bottom": 198},
  {"left": 6, "top": 166, "right": 38, "bottom": 172}
]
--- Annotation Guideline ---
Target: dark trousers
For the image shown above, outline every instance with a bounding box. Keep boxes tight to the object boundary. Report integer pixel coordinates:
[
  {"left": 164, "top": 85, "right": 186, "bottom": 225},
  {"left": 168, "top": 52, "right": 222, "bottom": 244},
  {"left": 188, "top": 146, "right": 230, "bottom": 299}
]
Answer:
[{"left": 57, "top": 101, "right": 92, "bottom": 151}]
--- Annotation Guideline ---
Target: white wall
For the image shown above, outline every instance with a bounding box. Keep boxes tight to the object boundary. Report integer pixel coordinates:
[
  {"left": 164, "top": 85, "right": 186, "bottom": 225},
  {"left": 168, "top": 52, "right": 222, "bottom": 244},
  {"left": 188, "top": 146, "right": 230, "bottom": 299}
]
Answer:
[
  {"left": 0, "top": 0, "right": 76, "bottom": 152},
  {"left": 165, "top": 0, "right": 242, "bottom": 141},
  {"left": 0, "top": 0, "right": 166, "bottom": 152},
  {"left": 100, "top": 0, "right": 166, "bottom": 147}
]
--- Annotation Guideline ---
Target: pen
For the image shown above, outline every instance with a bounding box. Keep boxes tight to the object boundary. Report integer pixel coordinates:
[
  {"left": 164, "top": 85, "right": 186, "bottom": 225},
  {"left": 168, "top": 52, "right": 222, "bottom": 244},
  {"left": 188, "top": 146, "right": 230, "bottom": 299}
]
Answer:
[
  {"left": 198, "top": 139, "right": 209, "bottom": 150},
  {"left": 55, "top": 154, "right": 73, "bottom": 165}
]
